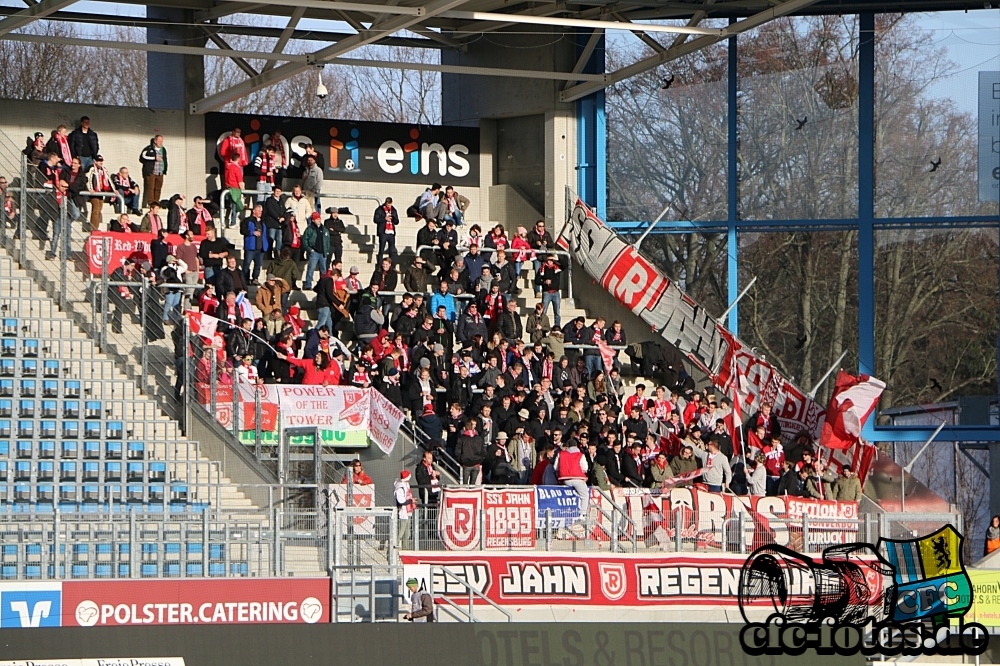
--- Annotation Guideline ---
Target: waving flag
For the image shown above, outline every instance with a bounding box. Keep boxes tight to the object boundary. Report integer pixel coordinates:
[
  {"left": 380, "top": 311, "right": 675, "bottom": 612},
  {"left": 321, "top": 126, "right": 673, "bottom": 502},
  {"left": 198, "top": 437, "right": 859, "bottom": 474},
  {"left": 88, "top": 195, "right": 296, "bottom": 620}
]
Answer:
[{"left": 819, "top": 371, "right": 885, "bottom": 450}]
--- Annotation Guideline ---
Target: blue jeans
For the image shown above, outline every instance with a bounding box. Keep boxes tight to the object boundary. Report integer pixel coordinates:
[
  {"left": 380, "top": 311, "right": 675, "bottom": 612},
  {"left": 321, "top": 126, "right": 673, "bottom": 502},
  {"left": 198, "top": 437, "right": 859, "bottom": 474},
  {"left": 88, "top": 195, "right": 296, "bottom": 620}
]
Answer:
[
  {"left": 243, "top": 248, "right": 264, "bottom": 282},
  {"left": 80, "top": 157, "right": 94, "bottom": 172},
  {"left": 585, "top": 353, "right": 604, "bottom": 377},
  {"left": 541, "top": 290, "right": 561, "bottom": 328},
  {"left": 316, "top": 306, "right": 332, "bottom": 332},
  {"left": 532, "top": 260, "right": 542, "bottom": 294},
  {"left": 256, "top": 181, "right": 272, "bottom": 203},
  {"left": 228, "top": 202, "right": 240, "bottom": 228},
  {"left": 48, "top": 214, "right": 62, "bottom": 259},
  {"left": 707, "top": 484, "right": 723, "bottom": 493},
  {"left": 163, "top": 291, "right": 182, "bottom": 323},
  {"left": 378, "top": 234, "right": 397, "bottom": 261},
  {"left": 204, "top": 266, "right": 217, "bottom": 285},
  {"left": 444, "top": 210, "right": 463, "bottom": 226},
  {"left": 267, "top": 228, "right": 282, "bottom": 254},
  {"left": 304, "top": 250, "right": 325, "bottom": 289},
  {"left": 118, "top": 190, "right": 140, "bottom": 213}
]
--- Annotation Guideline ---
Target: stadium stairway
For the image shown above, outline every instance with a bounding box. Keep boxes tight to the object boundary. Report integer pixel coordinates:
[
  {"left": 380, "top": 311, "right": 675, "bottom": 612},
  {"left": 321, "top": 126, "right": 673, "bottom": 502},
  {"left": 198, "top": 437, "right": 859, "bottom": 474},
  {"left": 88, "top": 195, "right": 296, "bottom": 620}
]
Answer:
[{"left": 0, "top": 254, "right": 259, "bottom": 515}]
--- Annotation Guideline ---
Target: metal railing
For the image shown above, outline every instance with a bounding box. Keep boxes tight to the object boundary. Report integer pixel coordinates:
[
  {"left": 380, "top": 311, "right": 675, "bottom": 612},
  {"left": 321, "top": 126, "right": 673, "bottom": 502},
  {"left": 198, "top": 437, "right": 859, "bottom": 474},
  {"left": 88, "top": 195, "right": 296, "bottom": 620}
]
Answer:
[
  {"left": 416, "top": 245, "right": 574, "bottom": 299},
  {"left": 430, "top": 565, "right": 512, "bottom": 622}
]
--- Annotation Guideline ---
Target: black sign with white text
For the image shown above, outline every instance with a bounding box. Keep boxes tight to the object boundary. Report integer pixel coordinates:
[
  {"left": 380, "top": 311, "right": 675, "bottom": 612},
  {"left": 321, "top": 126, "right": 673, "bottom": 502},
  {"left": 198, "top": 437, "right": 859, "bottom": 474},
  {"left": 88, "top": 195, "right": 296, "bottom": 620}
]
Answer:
[{"left": 204, "top": 112, "right": 480, "bottom": 185}]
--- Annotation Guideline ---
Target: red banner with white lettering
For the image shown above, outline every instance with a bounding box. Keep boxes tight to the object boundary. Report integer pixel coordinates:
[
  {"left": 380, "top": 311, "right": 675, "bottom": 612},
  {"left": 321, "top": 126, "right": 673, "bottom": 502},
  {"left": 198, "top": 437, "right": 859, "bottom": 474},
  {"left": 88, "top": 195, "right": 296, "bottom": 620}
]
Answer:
[
  {"left": 86, "top": 231, "right": 204, "bottom": 275},
  {"left": 401, "top": 551, "right": 888, "bottom": 609},
  {"left": 484, "top": 488, "right": 536, "bottom": 549},
  {"left": 62, "top": 578, "right": 329, "bottom": 627}
]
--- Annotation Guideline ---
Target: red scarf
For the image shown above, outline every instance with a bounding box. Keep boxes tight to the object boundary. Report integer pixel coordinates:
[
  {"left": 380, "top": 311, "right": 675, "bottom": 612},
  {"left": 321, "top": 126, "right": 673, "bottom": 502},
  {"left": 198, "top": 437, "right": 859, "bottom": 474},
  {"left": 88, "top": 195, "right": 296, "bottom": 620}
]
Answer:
[
  {"left": 55, "top": 134, "right": 71, "bottom": 165},
  {"left": 383, "top": 206, "right": 395, "bottom": 233}
]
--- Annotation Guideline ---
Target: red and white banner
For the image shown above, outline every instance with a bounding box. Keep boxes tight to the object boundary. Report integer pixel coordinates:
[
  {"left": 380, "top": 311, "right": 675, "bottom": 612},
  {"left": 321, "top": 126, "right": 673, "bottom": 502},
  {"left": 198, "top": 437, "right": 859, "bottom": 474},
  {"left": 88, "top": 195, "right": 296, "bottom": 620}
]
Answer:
[
  {"left": 329, "top": 483, "right": 376, "bottom": 535},
  {"left": 368, "top": 389, "right": 406, "bottom": 455},
  {"left": 62, "top": 578, "right": 329, "bottom": 627},
  {"left": 86, "top": 231, "right": 204, "bottom": 275},
  {"left": 401, "top": 552, "right": 758, "bottom": 607},
  {"left": 484, "top": 488, "right": 536, "bottom": 549},
  {"left": 276, "top": 385, "right": 367, "bottom": 432},
  {"left": 195, "top": 383, "right": 278, "bottom": 432},
  {"left": 564, "top": 201, "right": 875, "bottom": 481},
  {"left": 435, "top": 486, "right": 858, "bottom": 552}
]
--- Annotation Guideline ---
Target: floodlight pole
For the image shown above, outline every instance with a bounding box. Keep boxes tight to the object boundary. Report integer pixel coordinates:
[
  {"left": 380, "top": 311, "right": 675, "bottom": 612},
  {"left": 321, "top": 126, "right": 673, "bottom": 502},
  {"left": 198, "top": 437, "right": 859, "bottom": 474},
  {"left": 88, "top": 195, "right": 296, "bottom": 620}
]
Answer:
[
  {"left": 716, "top": 276, "right": 756, "bottom": 325},
  {"left": 634, "top": 200, "right": 674, "bottom": 250},
  {"left": 900, "top": 420, "right": 946, "bottom": 513},
  {"left": 808, "top": 350, "right": 849, "bottom": 399}
]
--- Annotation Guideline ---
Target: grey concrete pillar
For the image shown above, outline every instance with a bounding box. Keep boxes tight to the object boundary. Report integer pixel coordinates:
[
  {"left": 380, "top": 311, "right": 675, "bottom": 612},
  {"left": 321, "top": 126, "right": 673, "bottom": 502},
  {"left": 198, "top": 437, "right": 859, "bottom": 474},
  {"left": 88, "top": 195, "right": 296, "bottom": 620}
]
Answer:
[{"left": 147, "top": 8, "right": 205, "bottom": 111}]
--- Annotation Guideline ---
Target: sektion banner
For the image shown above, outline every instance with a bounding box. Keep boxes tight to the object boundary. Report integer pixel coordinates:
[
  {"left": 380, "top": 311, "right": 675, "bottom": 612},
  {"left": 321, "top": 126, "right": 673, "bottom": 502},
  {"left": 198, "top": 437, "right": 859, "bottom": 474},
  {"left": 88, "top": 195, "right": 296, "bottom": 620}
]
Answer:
[{"left": 435, "top": 486, "right": 858, "bottom": 552}]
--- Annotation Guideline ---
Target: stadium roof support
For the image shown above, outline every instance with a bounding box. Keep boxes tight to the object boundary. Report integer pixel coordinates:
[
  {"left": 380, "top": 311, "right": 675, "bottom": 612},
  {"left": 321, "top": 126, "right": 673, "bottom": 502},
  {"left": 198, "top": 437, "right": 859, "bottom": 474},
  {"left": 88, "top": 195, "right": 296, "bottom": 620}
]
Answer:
[
  {"left": 560, "top": 0, "right": 825, "bottom": 102},
  {"left": 4, "top": 31, "right": 608, "bottom": 80},
  {"left": 0, "top": 0, "right": 77, "bottom": 37},
  {"left": 188, "top": 0, "right": 472, "bottom": 114}
]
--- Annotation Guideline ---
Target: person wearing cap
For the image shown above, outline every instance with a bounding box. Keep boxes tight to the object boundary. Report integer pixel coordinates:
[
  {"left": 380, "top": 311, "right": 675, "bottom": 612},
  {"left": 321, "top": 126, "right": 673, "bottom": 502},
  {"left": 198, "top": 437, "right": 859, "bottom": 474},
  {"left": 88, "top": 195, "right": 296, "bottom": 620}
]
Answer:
[
  {"left": 139, "top": 134, "right": 167, "bottom": 208},
  {"left": 374, "top": 196, "right": 400, "bottom": 262},
  {"left": 393, "top": 469, "right": 416, "bottom": 548},
  {"left": 457, "top": 301, "right": 487, "bottom": 344},
  {"left": 831, "top": 465, "right": 861, "bottom": 501},
  {"left": 112, "top": 166, "right": 141, "bottom": 216},
  {"left": 88, "top": 154, "right": 116, "bottom": 232},
  {"left": 324, "top": 207, "right": 345, "bottom": 263},
  {"left": 404, "top": 255, "right": 433, "bottom": 295},
  {"left": 254, "top": 272, "right": 289, "bottom": 319},
  {"left": 301, "top": 211, "right": 330, "bottom": 290},
  {"left": 403, "top": 577, "right": 435, "bottom": 622},
  {"left": 159, "top": 253, "right": 187, "bottom": 323}
]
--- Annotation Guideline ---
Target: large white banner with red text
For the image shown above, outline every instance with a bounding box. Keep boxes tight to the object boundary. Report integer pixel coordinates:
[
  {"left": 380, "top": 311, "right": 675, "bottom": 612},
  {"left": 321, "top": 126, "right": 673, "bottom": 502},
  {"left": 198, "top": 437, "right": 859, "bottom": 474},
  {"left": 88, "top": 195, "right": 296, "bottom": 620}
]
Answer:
[{"left": 275, "top": 386, "right": 404, "bottom": 454}]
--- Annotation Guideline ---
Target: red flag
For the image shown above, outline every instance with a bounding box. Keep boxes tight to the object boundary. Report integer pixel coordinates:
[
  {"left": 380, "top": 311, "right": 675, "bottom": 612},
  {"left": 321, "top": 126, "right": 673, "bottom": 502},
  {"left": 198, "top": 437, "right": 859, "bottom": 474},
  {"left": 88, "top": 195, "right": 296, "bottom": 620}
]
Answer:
[
  {"left": 186, "top": 309, "right": 217, "bottom": 340},
  {"left": 819, "top": 371, "right": 886, "bottom": 450},
  {"left": 723, "top": 352, "right": 744, "bottom": 455},
  {"left": 598, "top": 340, "right": 617, "bottom": 374}
]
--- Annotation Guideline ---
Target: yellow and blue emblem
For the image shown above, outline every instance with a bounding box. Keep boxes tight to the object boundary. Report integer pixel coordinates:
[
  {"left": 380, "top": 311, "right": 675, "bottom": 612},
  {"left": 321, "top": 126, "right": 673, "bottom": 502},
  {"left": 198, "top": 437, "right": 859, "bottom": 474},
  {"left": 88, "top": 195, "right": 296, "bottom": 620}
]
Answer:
[{"left": 878, "top": 525, "right": 973, "bottom": 622}]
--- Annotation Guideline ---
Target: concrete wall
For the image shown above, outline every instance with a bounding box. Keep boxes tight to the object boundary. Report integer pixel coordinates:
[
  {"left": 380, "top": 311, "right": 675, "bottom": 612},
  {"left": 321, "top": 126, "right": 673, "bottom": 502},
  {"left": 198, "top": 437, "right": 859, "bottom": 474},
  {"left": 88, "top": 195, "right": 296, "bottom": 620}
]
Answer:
[
  {"left": 0, "top": 99, "right": 493, "bottom": 242},
  {"left": 0, "top": 100, "right": 204, "bottom": 204}
]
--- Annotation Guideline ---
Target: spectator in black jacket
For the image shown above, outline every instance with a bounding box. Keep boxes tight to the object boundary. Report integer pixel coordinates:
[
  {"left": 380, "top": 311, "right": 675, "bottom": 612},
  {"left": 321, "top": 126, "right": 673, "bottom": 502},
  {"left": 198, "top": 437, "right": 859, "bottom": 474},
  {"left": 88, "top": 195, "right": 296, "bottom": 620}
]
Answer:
[
  {"left": 216, "top": 256, "right": 246, "bottom": 297},
  {"left": 456, "top": 302, "right": 488, "bottom": 343},
  {"left": 537, "top": 254, "right": 563, "bottom": 328},
  {"left": 262, "top": 186, "right": 286, "bottom": 258},
  {"left": 198, "top": 226, "right": 230, "bottom": 286},
  {"left": 324, "top": 207, "right": 346, "bottom": 263},
  {"left": 491, "top": 249, "right": 517, "bottom": 296},
  {"left": 498, "top": 300, "right": 523, "bottom": 341},
  {"left": 374, "top": 197, "right": 400, "bottom": 262},
  {"left": 139, "top": 135, "right": 167, "bottom": 207},
  {"left": 68, "top": 117, "right": 99, "bottom": 171},
  {"left": 526, "top": 220, "right": 555, "bottom": 293},
  {"left": 455, "top": 418, "right": 486, "bottom": 484}
]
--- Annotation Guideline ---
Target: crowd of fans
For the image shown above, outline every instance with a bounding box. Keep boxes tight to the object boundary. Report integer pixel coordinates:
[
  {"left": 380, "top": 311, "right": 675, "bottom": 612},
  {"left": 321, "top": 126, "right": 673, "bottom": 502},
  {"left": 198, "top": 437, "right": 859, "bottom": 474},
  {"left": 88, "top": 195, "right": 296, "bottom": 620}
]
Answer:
[{"left": 2, "top": 117, "right": 864, "bottom": 515}]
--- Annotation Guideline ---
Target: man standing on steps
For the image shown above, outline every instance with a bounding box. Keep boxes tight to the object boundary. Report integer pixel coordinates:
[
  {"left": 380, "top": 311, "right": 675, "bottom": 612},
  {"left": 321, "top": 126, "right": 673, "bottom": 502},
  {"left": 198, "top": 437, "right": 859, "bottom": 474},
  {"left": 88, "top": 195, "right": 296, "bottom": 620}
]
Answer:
[
  {"left": 302, "top": 212, "right": 330, "bottom": 291},
  {"left": 536, "top": 254, "right": 562, "bottom": 329},
  {"left": 108, "top": 258, "right": 139, "bottom": 333},
  {"left": 324, "top": 207, "right": 345, "bottom": 264},
  {"left": 374, "top": 197, "right": 399, "bottom": 262},
  {"left": 262, "top": 186, "right": 285, "bottom": 258},
  {"left": 69, "top": 116, "right": 99, "bottom": 172},
  {"left": 139, "top": 135, "right": 167, "bottom": 208}
]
